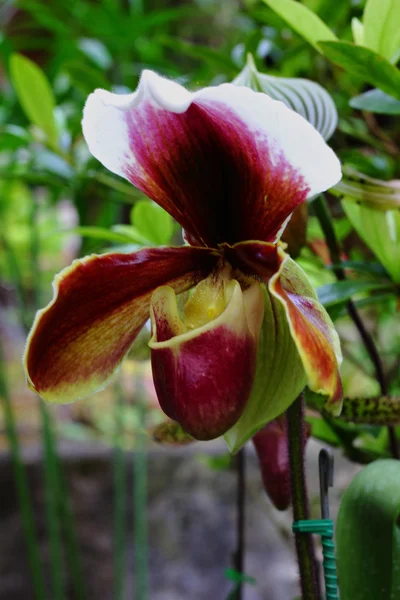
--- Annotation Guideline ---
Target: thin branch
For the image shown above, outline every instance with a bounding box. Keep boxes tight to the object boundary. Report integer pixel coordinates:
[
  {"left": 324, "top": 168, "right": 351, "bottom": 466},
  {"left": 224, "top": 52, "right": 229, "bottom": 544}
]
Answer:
[{"left": 313, "top": 194, "right": 398, "bottom": 459}]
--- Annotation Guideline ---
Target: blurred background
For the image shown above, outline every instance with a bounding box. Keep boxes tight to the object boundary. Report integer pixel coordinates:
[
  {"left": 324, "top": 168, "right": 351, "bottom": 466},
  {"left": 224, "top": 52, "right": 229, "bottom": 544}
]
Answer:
[{"left": 0, "top": 0, "right": 399, "bottom": 598}]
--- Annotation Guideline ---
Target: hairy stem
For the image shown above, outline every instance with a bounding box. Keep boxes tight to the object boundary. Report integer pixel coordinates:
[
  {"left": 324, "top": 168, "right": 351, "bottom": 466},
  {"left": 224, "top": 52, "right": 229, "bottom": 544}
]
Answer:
[
  {"left": 313, "top": 195, "right": 398, "bottom": 459},
  {"left": 287, "top": 394, "right": 320, "bottom": 600}
]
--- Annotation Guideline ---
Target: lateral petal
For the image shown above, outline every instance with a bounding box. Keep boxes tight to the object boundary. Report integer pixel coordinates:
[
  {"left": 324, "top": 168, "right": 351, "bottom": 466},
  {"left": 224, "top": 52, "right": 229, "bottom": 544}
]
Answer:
[
  {"left": 82, "top": 70, "right": 341, "bottom": 247},
  {"left": 269, "top": 253, "right": 343, "bottom": 414},
  {"left": 225, "top": 241, "right": 342, "bottom": 452},
  {"left": 24, "top": 246, "right": 218, "bottom": 403}
]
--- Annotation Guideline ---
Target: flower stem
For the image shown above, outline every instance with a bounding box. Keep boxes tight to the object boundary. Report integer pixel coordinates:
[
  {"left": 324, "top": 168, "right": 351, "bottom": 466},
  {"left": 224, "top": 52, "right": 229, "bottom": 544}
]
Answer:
[
  {"left": 287, "top": 394, "right": 320, "bottom": 600},
  {"left": 113, "top": 382, "right": 126, "bottom": 600},
  {"left": 0, "top": 343, "right": 47, "bottom": 600},
  {"left": 234, "top": 448, "right": 246, "bottom": 600},
  {"left": 313, "top": 194, "right": 398, "bottom": 459},
  {"left": 133, "top": 392, "right": 148, "bottom": 600}
]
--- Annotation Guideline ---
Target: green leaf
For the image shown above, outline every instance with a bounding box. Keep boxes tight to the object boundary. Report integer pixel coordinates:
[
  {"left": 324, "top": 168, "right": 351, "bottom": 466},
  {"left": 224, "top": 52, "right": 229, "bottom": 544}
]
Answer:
[
  {"left": 350, "top": 89, "right": 400, "bottom": 115},
  {"left": 224, "top": 568, "right": 256, "bottom": 585},
  {"left": 330, "top": 260, "right": 388, "bottom": 277},
  {"left": 337, "top": 459, "right": 400, "bottom": 600},
  {"left": 363, "top": 0, "right": 400, "bottom": 63},
  {"left": 261, "top": 0, "right": 337, "bottom": 51},
  {"left": 342, "top": 199, "right": 400, "bottom": 283},
  {"left": 317, "top": 280, "right": 391, "bottom": 307},
  {"left": 318, "top": 41, "right": 400, "bottom": 101},
  {"left": 77, "top": 38, "right": 112, "bottom": 70},
  {"left": 233, "top": 54, "right": 338, "bottom": 140},
  {"left": 351, "top": 17, "right": 364, "bottom": 45},
  {"left": 9, "top": 53, "right": 58, "bottom": 149},
  {"left": 306, "top": 415, "right": 340, "bottom": 446},
  {"left": 131, "top": 200, "right": 173, "bottom": 246},
  {"left": 50, "top": 226, "right": 135, "bottom": 244},
  {"left": 224, "top": 286, "right": 307, "bottom": 453},
  {"left": 0, "top": 125, "right": 31, "bottom": 151},
  {"left": 112, "top": 225, "right": 151, "bottom": 245},
  {"left": 197, "top": 454, "right": 232, "bottom": 471}
]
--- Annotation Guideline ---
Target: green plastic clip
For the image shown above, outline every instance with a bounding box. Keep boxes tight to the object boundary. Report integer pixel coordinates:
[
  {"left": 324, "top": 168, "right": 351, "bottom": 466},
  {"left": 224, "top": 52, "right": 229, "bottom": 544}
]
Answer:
[
  {"left": 292, "top": 519, "right": 338, "bottom": 599},
  {"left": 292, "top": 449, "right": 339, "bottom": 600}
]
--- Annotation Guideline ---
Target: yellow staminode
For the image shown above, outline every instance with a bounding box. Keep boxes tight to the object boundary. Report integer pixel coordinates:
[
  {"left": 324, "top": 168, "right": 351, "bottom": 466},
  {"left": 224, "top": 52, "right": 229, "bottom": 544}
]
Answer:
[{"left": 183, "top": 275, "right": 235, "bottom": 330}]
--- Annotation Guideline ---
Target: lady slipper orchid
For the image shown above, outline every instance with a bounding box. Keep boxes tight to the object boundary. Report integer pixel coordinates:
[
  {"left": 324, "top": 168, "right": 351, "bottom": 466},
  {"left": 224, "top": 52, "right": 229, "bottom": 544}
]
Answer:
[{"left": 23, "top": 70, "right": 343, "bottom": 446}]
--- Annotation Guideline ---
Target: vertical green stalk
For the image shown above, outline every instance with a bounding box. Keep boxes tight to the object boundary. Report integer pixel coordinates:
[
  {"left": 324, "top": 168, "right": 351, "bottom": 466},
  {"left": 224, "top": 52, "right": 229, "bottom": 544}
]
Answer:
[
  {"left": 113, "top": 381, "right": 127, "bottom": 600},
  {"left": 40, "top": 403, "right": 65, "bottom": 600},
  {"left": 57, "top": 464, "right": 87, "bottom": 600},
  {"left": 313, "top": 194, "right": 398, "bottom": 458},
  {"left": 287, "top": 394, "right": 320, "bottom": 600},
  {"left": 31, "top": 197, "right": 87, "bottom": 599},
  {"left": 234, "top": 449, "right": 246, "bottom": 600},
  {"left": 0, "top": 343, "right": 47, "bottom": 600},
  {"left": 30, "top": 197, "right": 65, "bottom": 599},
  {"left": 133, "top": 388, "right": 148, "bottom": 600}
]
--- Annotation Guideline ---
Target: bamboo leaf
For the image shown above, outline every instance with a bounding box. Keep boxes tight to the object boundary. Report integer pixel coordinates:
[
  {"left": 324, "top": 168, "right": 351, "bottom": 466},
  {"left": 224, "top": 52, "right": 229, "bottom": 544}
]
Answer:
[
  {"left": 9, "top": 53, "right": 59, "bottom": 149},
  {"left": 318, "top": 41, "right": 400, "bottom": 101},
  {"left": 317, "top": 280, "right": 391, "bottom": 307},
  {"left": 350, "top": 89, "right": 400, "bottom": 115},
  {"left": 131, "top": 200, "right": 173, "bottom": 246},
  {"left": 261, "top": 0, "right": 337, "bottom": 51},
  {"left": 342, "top": 198, "right": 400, "bottom": 283},
  {"left": 363, "top": 0, "right": 400, "bottom": 63}
]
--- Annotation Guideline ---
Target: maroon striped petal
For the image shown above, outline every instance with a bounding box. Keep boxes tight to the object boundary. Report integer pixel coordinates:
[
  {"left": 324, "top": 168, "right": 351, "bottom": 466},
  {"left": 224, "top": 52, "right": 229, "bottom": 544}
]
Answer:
[
  {"left": 83, "top": 71, "right": 341, "bottom": 247},
  {"left": 24, "top": 246, "right": 218, "bottom": 403},
  {"left": 149, "top": 277, "right": 264, "bottom": 440}
]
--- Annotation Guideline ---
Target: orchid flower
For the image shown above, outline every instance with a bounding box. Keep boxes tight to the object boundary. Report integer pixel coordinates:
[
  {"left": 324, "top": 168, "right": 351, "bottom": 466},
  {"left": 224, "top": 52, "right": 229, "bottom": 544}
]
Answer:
[{"left": 24, "top": 71, "right": 343, "bottom": 449}]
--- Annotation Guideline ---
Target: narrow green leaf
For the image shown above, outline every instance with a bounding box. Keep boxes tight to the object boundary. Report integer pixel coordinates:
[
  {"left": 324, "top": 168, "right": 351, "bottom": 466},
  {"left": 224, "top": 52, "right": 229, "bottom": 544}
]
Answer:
[
  {"left": 351, "top": 17, "right": 364, "bottom": 45},
  {"left": 329, "top": 260, "right": 388, "bottom": 277},
  {"left": 350, "top": 89, "right": 400, "bottom": 115},
  {"left": 337, "top": 460, "right": 400, "bottom": 600},
  {"left": 112, "top": 225, "right": 151, "bottom": 245},
  {"left": 261, "top": 0, "right": 337, "bottom": 51},
  {"left": 318, "top": 41, "right": 400, "bottom": 101},
  {"left": 342, "top": 199, "right": 400, "bottom": 283},
  {"left": 50, "top": 226, "right": 135, "bottom": 244},
  {"left": 224, "top": 568, "right": 256, "bottom": 585},
  {"left": 233, "top": 54, "right": 338, "bottom": 140},
  {"left": 9, "top": 53, "right": 58, "bottom": 148},
  {"left": 131, "top": 200, "right": 173, "bottom": 246},
  {"left": 317, "top": 280, "right": 390, "bottom": 306},
  {"left": 363, "top": 0, "right": 400, "bottom": 63}
]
